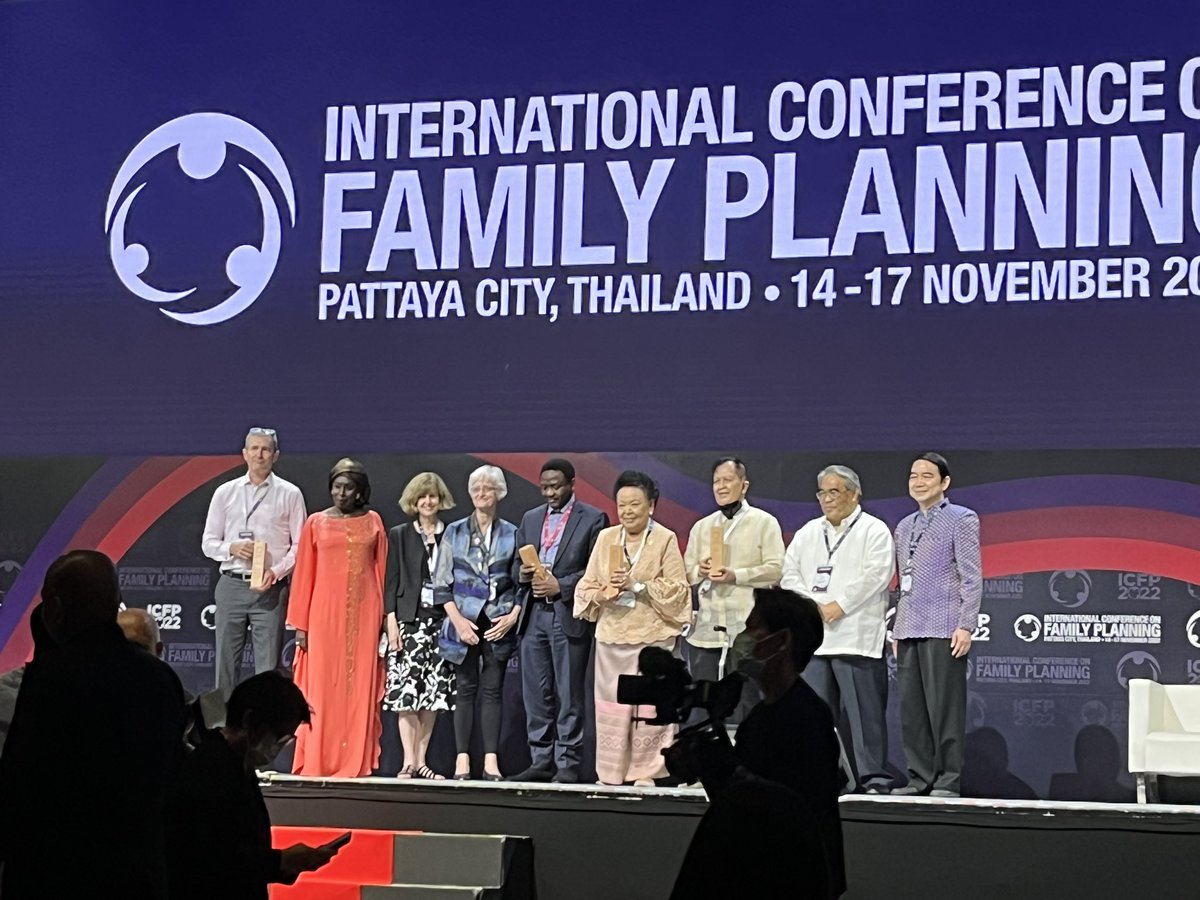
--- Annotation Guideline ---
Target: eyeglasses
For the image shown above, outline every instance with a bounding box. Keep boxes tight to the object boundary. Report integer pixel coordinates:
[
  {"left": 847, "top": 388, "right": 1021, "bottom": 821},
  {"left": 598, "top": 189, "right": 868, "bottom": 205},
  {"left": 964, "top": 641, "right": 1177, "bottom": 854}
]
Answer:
[
  {"left": 246, "top": 427, "right": 278, "bottom": 451},
  {"left": 815, "top": 489, "right": 846, "bottom": 501},
  {"left": 269, "top": 733, "right": 296, "bottom": 751}
]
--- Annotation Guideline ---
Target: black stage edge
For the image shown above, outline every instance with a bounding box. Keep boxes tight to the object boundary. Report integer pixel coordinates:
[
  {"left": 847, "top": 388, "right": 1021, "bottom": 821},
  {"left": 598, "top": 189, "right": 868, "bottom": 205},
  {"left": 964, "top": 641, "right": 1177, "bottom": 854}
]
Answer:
[{"left": 263, "top": 776, "right": 1200, "bottom": 899}]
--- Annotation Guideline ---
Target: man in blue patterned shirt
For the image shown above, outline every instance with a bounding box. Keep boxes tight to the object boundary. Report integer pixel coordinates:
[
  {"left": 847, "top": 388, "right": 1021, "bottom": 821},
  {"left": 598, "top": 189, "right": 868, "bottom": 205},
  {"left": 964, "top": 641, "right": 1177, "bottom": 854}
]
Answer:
[{"left": 891, "top": 452, "right": 981, "bottom": 798}]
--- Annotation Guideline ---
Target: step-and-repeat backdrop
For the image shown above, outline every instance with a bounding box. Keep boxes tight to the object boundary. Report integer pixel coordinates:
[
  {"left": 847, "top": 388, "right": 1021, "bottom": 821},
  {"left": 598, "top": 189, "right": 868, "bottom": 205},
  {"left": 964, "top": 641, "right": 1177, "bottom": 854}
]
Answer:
[{"left": 2, "top": 449, "right": 1197, "bottom": 797}]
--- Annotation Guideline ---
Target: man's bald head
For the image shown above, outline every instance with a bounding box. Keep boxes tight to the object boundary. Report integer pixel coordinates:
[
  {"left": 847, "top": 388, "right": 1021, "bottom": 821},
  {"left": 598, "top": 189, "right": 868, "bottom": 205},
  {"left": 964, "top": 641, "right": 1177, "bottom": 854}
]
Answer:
[
  {"left": 41, "top": 550, "right": 121, "bottom": 643},
  {"left": 118, "top": 608, "right": 163, "bottom": 658}
]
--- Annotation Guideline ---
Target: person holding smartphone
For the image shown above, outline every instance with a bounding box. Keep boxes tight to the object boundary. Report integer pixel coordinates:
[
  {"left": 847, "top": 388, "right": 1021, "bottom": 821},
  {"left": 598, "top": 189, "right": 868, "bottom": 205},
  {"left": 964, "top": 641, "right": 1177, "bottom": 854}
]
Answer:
[{"left": 167, "top": 671, "right": 346, "bottom": 899}]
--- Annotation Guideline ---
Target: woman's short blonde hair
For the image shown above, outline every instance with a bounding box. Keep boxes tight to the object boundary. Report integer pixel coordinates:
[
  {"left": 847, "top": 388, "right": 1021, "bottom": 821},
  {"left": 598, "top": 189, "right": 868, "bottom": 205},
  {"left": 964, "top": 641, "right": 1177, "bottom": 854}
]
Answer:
[{"left": 399, "top": 472, "right": 456, "bottom": 516}]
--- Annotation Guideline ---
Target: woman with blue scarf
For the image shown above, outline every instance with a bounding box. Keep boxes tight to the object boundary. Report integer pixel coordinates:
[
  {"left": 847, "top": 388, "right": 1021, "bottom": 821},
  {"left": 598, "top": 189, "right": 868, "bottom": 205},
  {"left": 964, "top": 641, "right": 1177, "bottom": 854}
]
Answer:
[{"left": 433, "top": 465, "right": 519, "bottom": 781}]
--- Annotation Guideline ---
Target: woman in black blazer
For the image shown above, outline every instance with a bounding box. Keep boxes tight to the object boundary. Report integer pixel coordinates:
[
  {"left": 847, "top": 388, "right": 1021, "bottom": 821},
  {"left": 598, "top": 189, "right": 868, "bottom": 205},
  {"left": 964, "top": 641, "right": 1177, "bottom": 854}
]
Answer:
[{"left": 383, "top": 472, "right": 457, "bottom": 779}]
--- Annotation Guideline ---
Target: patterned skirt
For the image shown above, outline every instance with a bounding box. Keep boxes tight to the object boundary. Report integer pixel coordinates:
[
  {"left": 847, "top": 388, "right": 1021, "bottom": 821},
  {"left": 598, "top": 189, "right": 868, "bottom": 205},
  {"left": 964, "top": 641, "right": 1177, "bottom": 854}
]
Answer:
[{"left": 383, "top": 617, "right": 456, "bottom": 712}]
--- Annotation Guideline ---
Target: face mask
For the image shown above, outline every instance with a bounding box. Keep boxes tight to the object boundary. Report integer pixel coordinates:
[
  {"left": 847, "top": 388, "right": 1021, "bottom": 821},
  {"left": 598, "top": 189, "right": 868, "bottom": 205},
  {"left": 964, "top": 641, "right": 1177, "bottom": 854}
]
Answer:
[
  {"left": 734, "top": 630, "right": 784, "bottom": 682},
  {"left": 248, "top": 733, "right": 293, "bottom": 769}
]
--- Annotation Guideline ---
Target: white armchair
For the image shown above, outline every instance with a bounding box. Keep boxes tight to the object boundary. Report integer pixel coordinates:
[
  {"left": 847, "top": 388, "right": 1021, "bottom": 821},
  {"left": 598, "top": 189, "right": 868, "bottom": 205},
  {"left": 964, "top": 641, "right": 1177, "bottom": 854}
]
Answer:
[{"left": 1127, "top": 678, "right": 1200, "bottom": 803}]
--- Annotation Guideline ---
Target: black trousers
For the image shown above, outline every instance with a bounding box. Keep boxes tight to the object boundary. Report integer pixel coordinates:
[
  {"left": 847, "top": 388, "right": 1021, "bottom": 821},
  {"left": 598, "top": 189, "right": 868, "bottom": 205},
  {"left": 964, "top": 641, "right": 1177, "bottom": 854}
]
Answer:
[
  {"left": 803, "top": 654, "right": 890, "bottom": 789},
  {"left": 897, "top": 637, "right": 967, "bottom": 793},
  {"left": 520, "top": 601, "right": 590, "bottom": 770},
  {"left": 454, "top": 616, "right": 507, "bottom": 756}
]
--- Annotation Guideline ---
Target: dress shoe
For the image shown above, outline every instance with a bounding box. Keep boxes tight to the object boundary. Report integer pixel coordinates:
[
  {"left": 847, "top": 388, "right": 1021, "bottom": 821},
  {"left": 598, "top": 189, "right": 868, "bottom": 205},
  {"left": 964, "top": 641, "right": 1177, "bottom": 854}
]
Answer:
[
  {"left": 929, "top": 789, "right": 959, "bottom": 798},
  {"left": 482, "top": 772, "right": 504, "bottom": 783},
  {"left": 552, "top": 767, "right": 580, "bottom": 784},
  {"left": 506, "top": 764, "right": 555, "bottom": 783},
  {"left": 890, "top": 784, "right": 927, "bottom": 796}
]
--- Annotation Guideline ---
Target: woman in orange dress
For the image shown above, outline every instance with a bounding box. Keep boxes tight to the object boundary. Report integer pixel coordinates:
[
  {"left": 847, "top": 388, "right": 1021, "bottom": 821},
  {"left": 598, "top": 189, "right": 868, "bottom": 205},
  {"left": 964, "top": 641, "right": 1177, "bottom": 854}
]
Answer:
[{"left": 287, "top": 458, "right": 388, "bottom": 777}]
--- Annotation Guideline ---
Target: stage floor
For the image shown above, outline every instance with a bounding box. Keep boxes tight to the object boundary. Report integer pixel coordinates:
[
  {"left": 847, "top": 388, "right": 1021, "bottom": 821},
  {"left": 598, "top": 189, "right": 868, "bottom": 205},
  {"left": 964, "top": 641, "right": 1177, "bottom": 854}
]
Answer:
[{"left": 263, "top": 774, "right": 1200, "bottom": 899}]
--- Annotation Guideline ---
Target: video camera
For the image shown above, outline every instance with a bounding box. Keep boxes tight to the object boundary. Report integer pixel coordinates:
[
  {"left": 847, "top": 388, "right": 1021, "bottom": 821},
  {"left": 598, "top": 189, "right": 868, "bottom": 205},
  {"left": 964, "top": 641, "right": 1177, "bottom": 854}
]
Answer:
[
  {"left": 616, "top": 646, "right": 743, "bottom": 726},
  {"left": 616, "top": 646, "right": 746, "bottom": 791}
]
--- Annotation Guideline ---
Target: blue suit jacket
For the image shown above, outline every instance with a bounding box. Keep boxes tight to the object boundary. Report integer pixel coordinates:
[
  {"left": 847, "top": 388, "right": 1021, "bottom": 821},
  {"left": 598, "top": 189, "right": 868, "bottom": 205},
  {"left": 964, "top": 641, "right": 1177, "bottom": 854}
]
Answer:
[
  {"left": 512, "top": 500, "right": 609, "bottom": 641},
  {"left": 433, "top": 515, "right": 518, "bottom": 665}
]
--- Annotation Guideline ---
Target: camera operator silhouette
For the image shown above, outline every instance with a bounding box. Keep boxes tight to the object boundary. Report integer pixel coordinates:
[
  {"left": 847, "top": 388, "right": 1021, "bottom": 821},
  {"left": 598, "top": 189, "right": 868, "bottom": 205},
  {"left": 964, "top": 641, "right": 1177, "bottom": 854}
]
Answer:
[{"left": 622, "top": 588, "right": 846, "bottom": 898}]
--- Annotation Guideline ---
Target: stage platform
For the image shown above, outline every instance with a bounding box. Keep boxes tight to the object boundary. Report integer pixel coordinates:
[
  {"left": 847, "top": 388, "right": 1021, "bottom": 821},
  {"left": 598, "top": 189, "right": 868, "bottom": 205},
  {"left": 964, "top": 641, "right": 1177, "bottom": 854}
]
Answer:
[{"left": 262, "top": 774, "right": 1200, "bottom": 899}]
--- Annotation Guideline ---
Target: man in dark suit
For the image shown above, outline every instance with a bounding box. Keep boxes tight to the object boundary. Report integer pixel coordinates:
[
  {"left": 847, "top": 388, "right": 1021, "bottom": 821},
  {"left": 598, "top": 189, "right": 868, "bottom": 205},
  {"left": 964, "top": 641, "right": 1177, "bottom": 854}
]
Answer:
[
  {"left": 0, "top": 550, "right": 186, "bottom": 899},
  {"left": 508, "top": 458, "right": 608, "bottom": 784}
]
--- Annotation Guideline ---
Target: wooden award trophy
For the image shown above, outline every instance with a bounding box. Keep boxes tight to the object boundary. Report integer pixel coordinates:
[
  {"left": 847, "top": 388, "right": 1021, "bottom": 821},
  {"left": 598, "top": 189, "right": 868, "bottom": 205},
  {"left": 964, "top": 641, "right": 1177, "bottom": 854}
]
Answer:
[
  {"left": 709, "top": 526, "right": 726, "bottom": 573},
  {"left": 518, "top": 544, "right": 548, "bottom": 581},
  {"left": 250, "top": 541, "right": 268, "bottom": 589},
  {"left": 603, "top": 541, "right": 626, "bottom": 600}
]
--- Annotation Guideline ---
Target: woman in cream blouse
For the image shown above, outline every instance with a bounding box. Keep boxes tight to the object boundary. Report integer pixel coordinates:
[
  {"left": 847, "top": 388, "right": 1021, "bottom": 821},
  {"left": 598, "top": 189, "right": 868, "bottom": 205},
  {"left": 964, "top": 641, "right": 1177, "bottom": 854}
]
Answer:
[{"left": 574, "top": 470, "right": 692, "bottom": 785}]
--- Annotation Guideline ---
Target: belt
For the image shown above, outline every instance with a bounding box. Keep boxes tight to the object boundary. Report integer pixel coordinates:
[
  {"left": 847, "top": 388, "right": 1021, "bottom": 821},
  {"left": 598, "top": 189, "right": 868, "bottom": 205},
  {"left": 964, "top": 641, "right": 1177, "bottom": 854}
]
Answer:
[{"left": 221, "top": 571, "right": 289, "bottom": 586}]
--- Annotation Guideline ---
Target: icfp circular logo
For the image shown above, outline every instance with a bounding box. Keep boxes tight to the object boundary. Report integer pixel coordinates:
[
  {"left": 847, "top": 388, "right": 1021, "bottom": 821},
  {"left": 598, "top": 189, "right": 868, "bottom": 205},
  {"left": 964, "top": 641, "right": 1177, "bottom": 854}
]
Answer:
[
  {"left": 0, "top": 559, "right": 21, "bottom": 603},
  {"left": 104, "top": 113, "right": 296, "bottom": 326},
  {"left": 1048, "top": 570, "right": 1091, "bottom": 608},
  {"left": 1080, "top": 699, "right": 1109, "bottom": 726},
  {"left": 1116, "top": 650, "right": 1161, "bottom": 689},
  {"left": 1186, "top": 609, "right": 1200, "bottom": 650},
  {"left": 201, "top": 603, "right": 217, "bottom": 631},
  {"left": 967, "top": 694, "right": 987, "bottom": 730},
  {"left": 1014, "top": 613, "right": 1041, "bottom": 642}
]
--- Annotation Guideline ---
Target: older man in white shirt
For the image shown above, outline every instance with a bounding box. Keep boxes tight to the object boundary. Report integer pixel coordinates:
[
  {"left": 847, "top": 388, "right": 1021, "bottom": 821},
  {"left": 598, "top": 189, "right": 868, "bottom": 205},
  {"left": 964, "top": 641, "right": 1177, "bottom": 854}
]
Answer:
[
  {"left": 781, "top": 464, "right": 895, "bottom": 793},
  {"left": 202, "top": 427, "right": 307, "bottom": 698}
]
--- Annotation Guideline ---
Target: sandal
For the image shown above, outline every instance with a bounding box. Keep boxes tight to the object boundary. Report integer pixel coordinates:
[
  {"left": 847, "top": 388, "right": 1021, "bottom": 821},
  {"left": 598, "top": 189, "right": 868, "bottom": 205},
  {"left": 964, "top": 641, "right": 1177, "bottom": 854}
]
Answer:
[
  {"left": 396, "top": 765, "right": 415, "bottom": 779},
  {"left": 416, "top": 765, "right": 446, "bottom": 781}
]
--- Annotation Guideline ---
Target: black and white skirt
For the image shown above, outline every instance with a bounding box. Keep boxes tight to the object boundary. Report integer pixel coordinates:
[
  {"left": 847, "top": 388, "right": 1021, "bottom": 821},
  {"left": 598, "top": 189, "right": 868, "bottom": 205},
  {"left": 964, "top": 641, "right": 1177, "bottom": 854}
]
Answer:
[{"left": 383, "top": 617, "right": 456, "bottom": 712}]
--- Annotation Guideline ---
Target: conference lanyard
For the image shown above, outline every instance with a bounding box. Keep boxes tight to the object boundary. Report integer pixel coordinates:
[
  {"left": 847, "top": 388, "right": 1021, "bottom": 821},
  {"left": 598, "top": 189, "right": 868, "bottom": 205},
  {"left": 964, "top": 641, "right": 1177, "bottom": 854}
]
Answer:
[
  {"left": 699, "top": 508, "right": 746, "bottom": 595},
  {"left": 415, "top": 526, "right": 440, "bottom": 606},
  {"left": 418, "top": 525, "right": 440, "bottom": 583},
  {"left": 620, "top": 522, "right": 653, "bottom": 572},
  {"left": 470, "top": 517, "right": 495, "bottom": 565},
  {"left": 244, "top": 483, "right": 270, "bottom": 530},
  {"left": 470, "top": 516, "right": 498, "bottom": 603},
  {"left": 712, "top": 506, "right": 747, "bottom": 544},
  {"left": 906, "top": 500, "right": 947, "bottom": 562},
  {"left": 541, "top": 499, "right": 575, "bottom": 554},
  {"left": 822, "top": 509, "right": 862, "bottom": 562}
]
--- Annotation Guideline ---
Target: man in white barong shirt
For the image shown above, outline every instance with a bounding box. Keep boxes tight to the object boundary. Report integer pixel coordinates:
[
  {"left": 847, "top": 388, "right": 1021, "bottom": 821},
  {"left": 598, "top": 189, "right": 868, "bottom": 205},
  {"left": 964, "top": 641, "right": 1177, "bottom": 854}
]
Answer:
[
  {"left": 781, "top": 464, "right": 895, "bottom": 793},
  {"left": 684, "top": 457, "right": 785, "bottom": 723}
]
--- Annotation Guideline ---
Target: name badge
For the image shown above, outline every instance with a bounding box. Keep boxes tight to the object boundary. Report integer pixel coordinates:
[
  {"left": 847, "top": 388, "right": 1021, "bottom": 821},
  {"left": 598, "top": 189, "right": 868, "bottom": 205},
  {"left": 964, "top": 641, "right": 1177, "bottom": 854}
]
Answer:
[
  {"left": 900, "top": 572, "right": 913, "bottom": 594},
  {"left": 616, "top": 591, "right": 637, "bottom": 608},
  {"left": 238, "top": 530, "right": 254, "bottom": 540},
  {"left": 699, "top": 578, "right": 712, "bottom": 595},
  {"left": 421, "top": 584, "right": 435, "bottom": 607},
  {"left": 812, "top": 566, "right": 833, "bottom": 593}
]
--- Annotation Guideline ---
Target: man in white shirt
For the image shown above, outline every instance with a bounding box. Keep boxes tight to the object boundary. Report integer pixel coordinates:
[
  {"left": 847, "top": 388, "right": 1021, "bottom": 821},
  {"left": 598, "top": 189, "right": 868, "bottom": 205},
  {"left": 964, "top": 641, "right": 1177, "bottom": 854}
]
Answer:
[
  {"left": 684, "top": 457, "right": 785, "bottom": 722},
  {"left": 781, "top": 464, "right": 895, "bottom": 793},
  {"left": 202, "top": 428, "right": 307, "bottom": 698}
]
